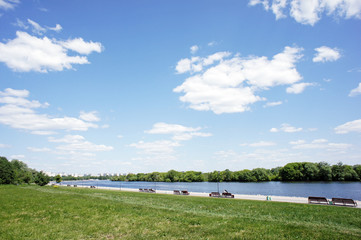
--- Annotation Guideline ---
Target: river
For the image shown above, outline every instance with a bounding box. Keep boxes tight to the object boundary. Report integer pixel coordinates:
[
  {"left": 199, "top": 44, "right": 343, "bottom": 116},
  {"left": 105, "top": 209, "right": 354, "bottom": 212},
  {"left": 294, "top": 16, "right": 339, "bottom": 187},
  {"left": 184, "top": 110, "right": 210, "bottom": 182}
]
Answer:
[{"left": 60, "top": 180, "right": 361, "bottom": 200}]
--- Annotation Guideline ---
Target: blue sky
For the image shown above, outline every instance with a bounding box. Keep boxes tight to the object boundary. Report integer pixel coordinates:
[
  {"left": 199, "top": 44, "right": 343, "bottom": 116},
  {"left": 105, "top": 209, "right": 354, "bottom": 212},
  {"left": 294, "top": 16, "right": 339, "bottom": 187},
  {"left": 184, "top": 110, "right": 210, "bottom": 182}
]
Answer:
[{"left": 0, "top": 0, "right": 361, "bottom": 175}]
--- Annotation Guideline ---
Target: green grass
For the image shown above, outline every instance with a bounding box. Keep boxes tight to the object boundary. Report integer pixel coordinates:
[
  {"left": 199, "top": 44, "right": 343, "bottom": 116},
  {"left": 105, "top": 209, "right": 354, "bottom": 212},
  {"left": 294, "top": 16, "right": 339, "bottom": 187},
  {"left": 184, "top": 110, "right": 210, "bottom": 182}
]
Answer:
[{"left": 0, "top": 185, "right": 360, "bottom": 239}]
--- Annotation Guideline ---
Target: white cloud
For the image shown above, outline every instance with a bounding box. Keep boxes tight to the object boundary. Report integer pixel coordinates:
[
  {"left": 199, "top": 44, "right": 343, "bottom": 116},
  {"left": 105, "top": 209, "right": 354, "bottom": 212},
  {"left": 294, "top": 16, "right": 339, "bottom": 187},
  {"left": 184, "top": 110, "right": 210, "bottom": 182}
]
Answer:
[
  {"left": 49, "top": 135, "right": 113, "bottom": 152},
  {"left": 263, "top": 101, "right": 283, "bottom": 107},
  {"left": 286, "top": 82, "right": 314, "bottom": 94},
  {"left": 292, "top": 138, "right": 352, "bottom": 150},
  {"left": 243, "top": 141, "right": 277, "bottom": 147},
  {"left": 79, "top": 111, "right": 100, "bottom": 122},
  {"left": 145, "top": 122, "right": 212, "bottom": 141},
  {"left": 31, "top": 131, "right": 58, "bottom": 135},
  {"left": 48, "top": 24, "right": 62, "bottom": 32},
  {"left": 117, "top": 135, "right": 123, "bottom": 139},
  {"left": 271, "top": 123, "right": 303, "bottom": 133},
  {"left": 335, "top": 119, "right": 361, "bottom": 134},
  {"left": 27, "top": 147, "right": 51, "bottom": 152},
  {"left": 0, "top": 143, "right": 11, "bottom": 148},
  {"left": 0, "top": 88, "right": 98, "bottom": 133},
  {"left": 0, "top": 0, "right": 19, "bottom": 10},
  {"left": 27, "top": 19, "right": 46, "bottom": 35},
  {"left": 175, "top": 52, "right": 231, "bottom": 74},
  {"left": 349, "top": 83, "right": 361, "bottom": 97},
  {"left": 272, "top": 0, "right": 288, "bottom": 19},
  {"left": 174, "top": 46, "right": 303, "bottom": 114},
  {"left": 190, "top": 45, "right": 199, "bottom": 54},
  {"left": 0, "top": 31, "right": 102, "bottom": 72},
  {"left": 249, "top": 0, "right": 361, "bottom": 25},
  {"left": 129, "top": 140, "right": 180, "bottom": 155},
  {"left": 208, "top": 41, "right": 217, "bottom": 46},
  {"left": 60, "top": 38, "right": 102, "bottom": 55},
  {"left": 289, "top": 139, "right": 306, "bottom": 145},
  {"left": 313, "top": 46, "right": 341, "bottom": 62},
  {"left": 11, "top": 154, "right": 25, "bottom": 159}
]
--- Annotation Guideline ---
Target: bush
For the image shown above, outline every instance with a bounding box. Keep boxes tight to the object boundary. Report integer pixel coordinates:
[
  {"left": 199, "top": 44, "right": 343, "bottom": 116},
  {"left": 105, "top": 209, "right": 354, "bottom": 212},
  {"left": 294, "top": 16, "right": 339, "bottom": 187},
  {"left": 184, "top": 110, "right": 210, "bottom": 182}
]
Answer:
[{"left": 35, "top": 171, "right": 50, "bottom": 186}]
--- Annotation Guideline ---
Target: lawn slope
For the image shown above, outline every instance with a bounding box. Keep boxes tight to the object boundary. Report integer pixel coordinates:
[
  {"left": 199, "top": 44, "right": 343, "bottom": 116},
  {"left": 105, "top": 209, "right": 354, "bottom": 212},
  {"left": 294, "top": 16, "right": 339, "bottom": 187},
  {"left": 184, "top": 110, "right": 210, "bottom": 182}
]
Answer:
[{"left": 0, "top": 185, "right": 360, "bottom": 239}]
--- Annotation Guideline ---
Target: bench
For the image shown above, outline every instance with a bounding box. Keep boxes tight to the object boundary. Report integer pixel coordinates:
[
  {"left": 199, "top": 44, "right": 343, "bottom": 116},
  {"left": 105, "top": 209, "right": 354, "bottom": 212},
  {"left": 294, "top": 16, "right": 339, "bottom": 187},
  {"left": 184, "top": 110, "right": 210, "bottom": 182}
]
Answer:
[
  {"left": 181, "top": 190, "right": 190, "bottom": 195},
  {"left": 332, "top": 198, "right": 357, "bottom": 207},
  {"left": 148, "top": 189, "right": 156, "bottom": 193},
  {"left": 222, "top": 192, "right": 235, "bottom": 198},
  {"left": 308, "top": 196, "right": 329, "bottom": 205},
  {"left": 90, "top": 186, "right": 96, "bottom": 188},
  {"left": 209, "top": 192, "right": 221, "bottom": 197},
  {"left": 74, "top": 185, "right": 77, "bottom": 187},
  {"left": 173, "top": 190, "right": 180, "bottom": 195}
]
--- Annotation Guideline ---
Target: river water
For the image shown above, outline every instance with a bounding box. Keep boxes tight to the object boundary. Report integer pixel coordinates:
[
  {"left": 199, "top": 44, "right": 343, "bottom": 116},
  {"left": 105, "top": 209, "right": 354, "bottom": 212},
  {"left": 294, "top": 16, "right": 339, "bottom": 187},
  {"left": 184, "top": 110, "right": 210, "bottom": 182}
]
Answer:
[{"left": 60, "top": 180, "right": 361, "bottom": 200}]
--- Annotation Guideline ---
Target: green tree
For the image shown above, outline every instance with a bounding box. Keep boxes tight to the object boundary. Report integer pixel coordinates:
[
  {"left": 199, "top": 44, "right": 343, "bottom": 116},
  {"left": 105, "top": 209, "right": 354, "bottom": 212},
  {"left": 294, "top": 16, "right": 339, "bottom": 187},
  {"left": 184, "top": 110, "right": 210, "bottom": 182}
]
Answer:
[
  {"left": 55, "top": 174, "right": 62, "bottom": 183},
  {"left": 251, "top": 168, "right": 271, "bottom": 182},
  {"left": 220, "top": 169, "right": 233, "bottom": 182},
  {"left": 303, "top": 163, "right": 319, "bottom": 181},
  {"left": 353, "top": 165, "right": 361, "bottom": 180},
  {"left": 0, "top": 157, "right": 15, "bottom": 184},
  {"left": 317, "top": 162, "right": 332, "bottom": 181},
  {"left": 279, "top": 163, "right": 304, "bottom": 181},
  {"left": 208, "top": 171, "right": 222, "bottom": 182},
  {"left": 332, "top": 162, "right": 345, "bottom": 181},
  {"left": 35, "top": 171, "right": 50, "bottom": 186}
]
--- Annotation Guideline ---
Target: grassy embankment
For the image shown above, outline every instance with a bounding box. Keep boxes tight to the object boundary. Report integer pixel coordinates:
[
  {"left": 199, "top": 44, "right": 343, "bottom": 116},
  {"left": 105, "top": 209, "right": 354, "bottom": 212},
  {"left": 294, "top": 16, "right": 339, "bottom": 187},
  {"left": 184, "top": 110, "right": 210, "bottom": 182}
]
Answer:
[{"left": 0, "top": 185, "right": 360, "bottom": 239}]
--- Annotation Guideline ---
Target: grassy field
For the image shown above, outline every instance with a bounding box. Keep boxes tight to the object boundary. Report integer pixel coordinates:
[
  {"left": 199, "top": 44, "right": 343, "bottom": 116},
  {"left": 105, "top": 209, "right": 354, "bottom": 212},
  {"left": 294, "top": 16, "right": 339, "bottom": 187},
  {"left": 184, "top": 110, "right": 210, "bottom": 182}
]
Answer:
[{"left": 0, "top": 185, "right": 360, "bottom": 239}]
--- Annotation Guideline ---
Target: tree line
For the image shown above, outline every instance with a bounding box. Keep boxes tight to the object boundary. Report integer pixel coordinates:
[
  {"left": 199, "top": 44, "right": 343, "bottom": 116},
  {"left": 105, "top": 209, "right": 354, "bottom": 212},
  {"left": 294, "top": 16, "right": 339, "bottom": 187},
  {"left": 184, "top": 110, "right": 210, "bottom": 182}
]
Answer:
[
  {"left": 111, "top": 162, "right": 361, "bottom": 182},
  {"left": 0, "top": 156, "right": 49, "bottom": 186}
]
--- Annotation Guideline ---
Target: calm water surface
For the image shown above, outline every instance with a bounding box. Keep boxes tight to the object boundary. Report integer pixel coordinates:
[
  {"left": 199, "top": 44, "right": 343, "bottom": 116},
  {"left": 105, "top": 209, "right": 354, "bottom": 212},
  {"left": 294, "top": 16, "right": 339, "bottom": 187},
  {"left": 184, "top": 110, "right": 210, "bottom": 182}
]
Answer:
[{"left": 60, "top": 180, "right": 361, "bottom": 200}]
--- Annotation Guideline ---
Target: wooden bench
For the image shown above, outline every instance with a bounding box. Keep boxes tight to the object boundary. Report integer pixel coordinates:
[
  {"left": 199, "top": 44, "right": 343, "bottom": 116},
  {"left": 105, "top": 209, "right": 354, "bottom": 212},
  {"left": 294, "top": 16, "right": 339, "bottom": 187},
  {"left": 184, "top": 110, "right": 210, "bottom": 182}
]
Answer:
[
  {"left": 148, "top": 189, "right": 156, "bottom": 193},
  {"left": 73, "top": 185, "right": 77, "bottom": 187},
  {"left": 222, "top": 192, "right": 234, "bottom": 198},
  {"left": 209, "top": 192, "right": 221, "bottom": 197},
  {"left": 173, "top": 190, "right": 180, "bottom": 195},
  {"left": 181, "top": 190, "right": 190, "bottom": 195},
  {"left": 308, "top": 196, "right": 329, "bottom": 205},
  {"left": 90, "top": 186, "right": 96, "bottom": 188},
  {"left": 332, "top": 198, "right": 357, "bottom": 207}
]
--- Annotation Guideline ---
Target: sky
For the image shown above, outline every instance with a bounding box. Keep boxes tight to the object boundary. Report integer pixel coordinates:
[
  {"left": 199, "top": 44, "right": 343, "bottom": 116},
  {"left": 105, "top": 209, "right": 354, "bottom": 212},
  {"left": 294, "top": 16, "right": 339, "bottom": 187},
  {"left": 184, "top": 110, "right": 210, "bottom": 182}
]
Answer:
[{"left": 0, "top": 0, "right": 361, "bottom": 175}]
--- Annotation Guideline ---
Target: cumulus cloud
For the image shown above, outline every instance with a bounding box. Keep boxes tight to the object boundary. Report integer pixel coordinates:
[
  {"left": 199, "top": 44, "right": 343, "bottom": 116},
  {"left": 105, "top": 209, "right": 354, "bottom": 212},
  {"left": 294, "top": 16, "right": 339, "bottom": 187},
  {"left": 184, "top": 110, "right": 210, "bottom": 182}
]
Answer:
[
  {"left": 79, "top": 111, "right": 100, "bottom": 122},
  {"left": 48, "top": 24, "right": 62, "bottom": 32},
  {"left": 60, "top": 38, "right": 102, "bottom": 55},
  {"left": 49, "top": 135, "right": 113, "bottom": 152},
  {"left": 270, "top": 123, "right": 303, "bottom": 133},
  {"left": 291, "top": 138, "right": 351, "bottom": 150},
  {"left": 145, "top": 122, "right": 212, "bottom": 141},
  {"left": 0, "top": 0, "right": 19, "bottom": 10},
  {"left": 286, "top": 82, "right": 315, "bottom": 94},
  {"left": 27, "top": 147, "right": 51, "bottom": 152},
  {"left": 242, "top": 141, "right": 277, "bottom": 147},
  {"left": 249, "top": 0, "right": 361, "bottom": 25},
  {"left": 174, "top": 46, "right": 304, "bottom": 114},
  {"left": 263, "top": 101, "right": 283, "bottom": 108},
  {"left": 129, "top": 140, "right": 180, "bottom": 155},
  {"left": 0, "top": 143, "right": 11, "bottom": 148},
  {"left": 190, "top": 45, "right": 199, "bottom": 54},
  {"left": 0, "top": 31, "right": 102, "bottom": 72},
  {"left": 27, "top": 19, "right": 46, "bottom": 35},
  {"left": 0, "top": 88, "right": 98, "bottom": 133},
  {"left": 11, "top": 154, "right": 25, "bottom": 159},
  {"left": 335, "top": 119, "right": 361, "bottom": 134},
  {"left": 313, "top": 46, "right": 341, "bottom": 62},
  {"left": 349, "top": 83, "right": 361, "bottom": 97}
]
